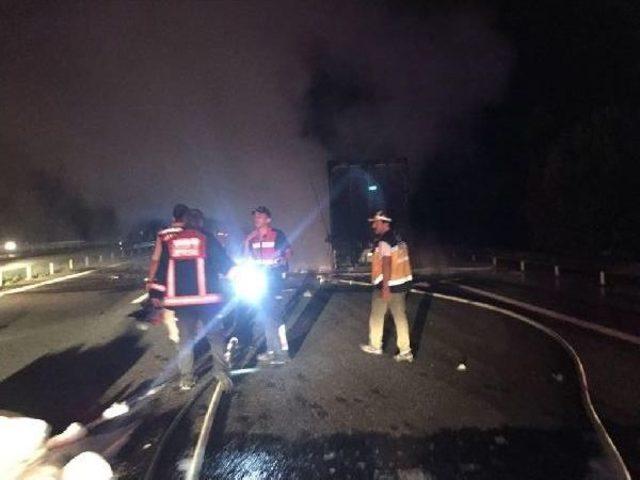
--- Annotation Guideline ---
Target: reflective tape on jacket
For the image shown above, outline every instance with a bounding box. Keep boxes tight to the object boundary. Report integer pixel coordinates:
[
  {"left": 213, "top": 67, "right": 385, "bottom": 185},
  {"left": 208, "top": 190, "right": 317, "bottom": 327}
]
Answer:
[
  {"left": 162, "top": 294, "right": 223, "bottom": 307},
  {"left": 246, "top": 229, "right": 279, "bottom": 264}
]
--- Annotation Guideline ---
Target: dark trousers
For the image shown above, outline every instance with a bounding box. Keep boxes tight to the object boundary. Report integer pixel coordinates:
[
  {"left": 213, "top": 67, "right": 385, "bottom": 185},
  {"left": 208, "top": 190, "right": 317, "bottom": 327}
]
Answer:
[{"left": 172, "top": 305, "right": 227, "bottom": 381}]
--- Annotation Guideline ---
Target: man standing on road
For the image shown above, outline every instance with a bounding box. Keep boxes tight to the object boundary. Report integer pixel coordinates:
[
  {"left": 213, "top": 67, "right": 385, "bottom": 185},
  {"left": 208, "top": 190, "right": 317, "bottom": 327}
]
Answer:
[
  {"left": 360, "top": 210, "right": 414, "bottom": 362},
  {"left": 146, "top": 204, "right": 189, "bottom": 344},
  {"left": 149, "top": 209, "right": 235, "bottom": 390},
  {"left": 244, "top": 206, "right": 292, "bottom": 366}
]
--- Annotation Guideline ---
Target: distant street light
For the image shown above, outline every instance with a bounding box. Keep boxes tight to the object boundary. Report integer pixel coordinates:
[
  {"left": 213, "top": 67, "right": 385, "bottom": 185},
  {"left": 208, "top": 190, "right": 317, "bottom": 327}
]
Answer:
[
  {"left": 368, "top": 185, "right": 378, "bottom": 192},
  {"left": 3, "top": 241, "right": 17, "bottom": 252}
]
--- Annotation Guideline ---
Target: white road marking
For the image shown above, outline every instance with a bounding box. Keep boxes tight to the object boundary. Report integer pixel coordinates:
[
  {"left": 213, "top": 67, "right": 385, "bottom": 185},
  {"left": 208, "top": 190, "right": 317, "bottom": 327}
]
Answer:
[
  {"left": 410, "top": 287, "right": 632, "bottom": 480},
  {"left": 439, "top": 282, "right": 640, "bottom": 346},
  {"left": 0, "top": 270, "right": 95, "bottom": 298}
]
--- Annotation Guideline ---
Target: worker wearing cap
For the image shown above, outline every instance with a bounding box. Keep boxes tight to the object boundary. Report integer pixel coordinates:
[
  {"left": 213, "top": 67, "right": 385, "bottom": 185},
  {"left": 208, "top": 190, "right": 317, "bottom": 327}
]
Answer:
[
  {"left": 360, "top": 210, "right": 414, "bottom": 362},
  {"left": 146, "top": 204, "right": 189, "bottom": 291},
  {"left": 244, "top": 206, "right": 292, "bottom": 366}
]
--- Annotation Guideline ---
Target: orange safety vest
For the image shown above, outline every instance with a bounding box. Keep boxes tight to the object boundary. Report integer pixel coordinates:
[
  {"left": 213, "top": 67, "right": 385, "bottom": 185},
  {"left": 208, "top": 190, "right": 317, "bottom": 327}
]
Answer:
[{"left": 371, "top": 231, "right": 413, "bottom": 287}]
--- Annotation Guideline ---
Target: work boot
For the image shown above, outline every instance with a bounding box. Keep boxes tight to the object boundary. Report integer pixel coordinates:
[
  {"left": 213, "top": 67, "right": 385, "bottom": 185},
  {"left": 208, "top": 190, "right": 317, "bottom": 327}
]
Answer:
[
  {"left": 360, "top": 344, "right": 383, "bottom": 355},
  {"left": 257, "top": 351, "right": 275, "bottom": 363},
  {"left": 257, "top": 351, "right": 289, "bottom": 367},
  {"left": 178, "top": 376, "right": 196, "bottom": 391},
  {"left": 394, "top": 350, "right": 414, "bottom": 363}
]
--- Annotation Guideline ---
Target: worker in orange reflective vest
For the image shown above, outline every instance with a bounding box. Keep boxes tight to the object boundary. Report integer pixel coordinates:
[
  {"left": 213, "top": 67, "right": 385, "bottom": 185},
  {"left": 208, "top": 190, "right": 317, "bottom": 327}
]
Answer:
[{"left": 360, "top": 210, "right": 414, "bottom": 363}]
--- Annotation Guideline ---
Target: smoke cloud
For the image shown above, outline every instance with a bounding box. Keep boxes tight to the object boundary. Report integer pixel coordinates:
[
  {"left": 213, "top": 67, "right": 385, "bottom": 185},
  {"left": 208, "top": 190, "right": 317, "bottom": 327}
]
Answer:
[{"left": 1, "top": 0, "right": 512, "bottom": 268}]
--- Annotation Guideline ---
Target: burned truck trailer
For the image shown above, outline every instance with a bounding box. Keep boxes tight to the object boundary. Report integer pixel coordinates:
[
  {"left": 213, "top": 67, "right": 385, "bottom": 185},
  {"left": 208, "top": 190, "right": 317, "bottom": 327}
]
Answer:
[{"left": 327, "top": 159, "right": 410, "bottom": 268}]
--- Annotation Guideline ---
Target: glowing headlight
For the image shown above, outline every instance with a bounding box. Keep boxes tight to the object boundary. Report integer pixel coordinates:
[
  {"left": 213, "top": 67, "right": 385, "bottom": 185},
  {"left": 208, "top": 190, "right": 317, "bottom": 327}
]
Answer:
[
  {"left": 3, "top": 241, "right": 17, "bottom": 252},
  {"left": 229, "top": 262, "right": 268, "bottom": 303}
]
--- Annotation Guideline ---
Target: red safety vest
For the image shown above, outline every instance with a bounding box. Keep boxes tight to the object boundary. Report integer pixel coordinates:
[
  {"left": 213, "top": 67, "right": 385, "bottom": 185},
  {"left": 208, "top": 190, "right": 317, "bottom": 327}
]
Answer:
[
  {"left": 151, "top": 229, "right": 224, "bottom": 307},
  {"left": 245, "top": 228, "right": 282, "bottom": 266}
]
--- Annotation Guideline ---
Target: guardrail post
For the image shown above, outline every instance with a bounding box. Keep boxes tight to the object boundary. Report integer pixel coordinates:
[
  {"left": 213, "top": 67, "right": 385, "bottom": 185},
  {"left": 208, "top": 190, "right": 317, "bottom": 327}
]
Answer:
[
  {"left": 26, "top": 264, "right": 32, "bottom": 281},
  {"left": 554, "top": 265, "right": 560, "bottom": 277},
  {"left": 49, "top": 263, "right": 55, "bottom": 275},
  {"left": 0, "top": 268, "right": 3, "bottom": 288},
  {"left": 492, "top": 257, "right": 497, "bottom": 267},
  {"left": 68, "top": 259, "right": 74, "bottom": 270},
  {"left": 99, "top": 254, "right": 103, "bottom": 263},
  {"left": 84, "top": 256, "right": 90, "bottom": 267},
  {"left": 520, "top": 260, "right": 526, "bottom": 272},
  {"left": 599, "top": 271, "right": 606, "bottom": 287},
  {"left": 110, "top": 251, "right": 115, "bottom": 260}
]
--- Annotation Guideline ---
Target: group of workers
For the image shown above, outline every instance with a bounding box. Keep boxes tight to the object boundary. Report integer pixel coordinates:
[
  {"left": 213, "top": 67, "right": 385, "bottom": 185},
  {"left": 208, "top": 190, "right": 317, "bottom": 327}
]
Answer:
[
  {"left": 145, "top": 204, "right": 414, "bottom": 392},
  {"left": 146, "top": 204, "right": 291, "bottom": 391}
]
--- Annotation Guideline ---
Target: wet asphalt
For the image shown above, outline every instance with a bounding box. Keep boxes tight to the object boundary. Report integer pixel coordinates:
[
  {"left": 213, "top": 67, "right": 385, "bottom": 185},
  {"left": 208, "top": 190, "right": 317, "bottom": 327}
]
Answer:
[
  {"left": 0, "top": 261, "right": 637, "bottom": 479},
  {"left": 201, "top": 286, "right": 620, "bottom": 480}
]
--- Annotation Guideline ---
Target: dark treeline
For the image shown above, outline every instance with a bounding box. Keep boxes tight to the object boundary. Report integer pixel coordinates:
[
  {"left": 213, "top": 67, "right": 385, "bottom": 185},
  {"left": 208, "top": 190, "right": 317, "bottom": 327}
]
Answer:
[
  {"left": 411, "top": 0, "right": 640, "bottom": 257},
  {"left": 0, "top": 145, "right": 119, "bottom": 243}
]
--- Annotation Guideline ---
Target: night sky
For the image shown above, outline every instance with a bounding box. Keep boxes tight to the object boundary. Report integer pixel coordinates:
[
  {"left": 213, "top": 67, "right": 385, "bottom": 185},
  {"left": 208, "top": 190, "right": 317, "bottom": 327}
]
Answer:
[{"left": 2, "top": 0, "right": 639, "bottom": 265}]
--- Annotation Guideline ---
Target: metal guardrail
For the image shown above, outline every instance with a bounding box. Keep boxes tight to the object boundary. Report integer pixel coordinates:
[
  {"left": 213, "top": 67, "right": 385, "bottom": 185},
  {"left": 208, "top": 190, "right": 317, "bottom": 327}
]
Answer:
[
  {"left": 0, "top": 243, "right": 154, "bottom": 288},
  {"left": 451, "top": 249, "right": 640, "bottom": 287}
]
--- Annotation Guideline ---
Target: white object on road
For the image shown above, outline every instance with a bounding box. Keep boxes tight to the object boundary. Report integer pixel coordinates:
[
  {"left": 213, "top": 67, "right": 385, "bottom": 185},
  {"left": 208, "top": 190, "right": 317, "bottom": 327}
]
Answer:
[
  {"left": 101, "top": 402, "right": 129, "bottom": 419},
  {"left": 145, "top": 386, "right": 163, "bottom": 397},
  {"left": 0, "top": 416, "right": 49, "bottom": 480},
  {"left": 456, "top": 362, "right": 467, "bottom": 372},
  {"left": 45, "top": 422, "right": 88, "bottom": 449},
  {"left": 61, "top": 451, "right": 112, "bottom": 480}
]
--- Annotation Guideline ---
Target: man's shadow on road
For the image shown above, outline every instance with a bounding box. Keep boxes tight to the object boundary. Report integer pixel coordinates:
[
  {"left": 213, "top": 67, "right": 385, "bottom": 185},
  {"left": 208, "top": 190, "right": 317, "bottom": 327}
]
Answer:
[{"left": 0, "top": 332, "right": 147, "bottom": 433}]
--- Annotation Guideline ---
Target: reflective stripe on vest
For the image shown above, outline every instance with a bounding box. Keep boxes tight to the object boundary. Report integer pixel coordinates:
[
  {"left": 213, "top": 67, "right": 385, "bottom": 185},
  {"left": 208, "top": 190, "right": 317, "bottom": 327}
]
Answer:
[
  {"left": 247, "top": 229, "right": 279, "bottom": 264},
  {"left": 371, "top": 241, "right": 413, "bottom": 286},
  {"left": 163, "top": 230, "right": 222, "bottom": 306},
  {"left": 163, "top": 294, "right": 223, "bottom": 307}
]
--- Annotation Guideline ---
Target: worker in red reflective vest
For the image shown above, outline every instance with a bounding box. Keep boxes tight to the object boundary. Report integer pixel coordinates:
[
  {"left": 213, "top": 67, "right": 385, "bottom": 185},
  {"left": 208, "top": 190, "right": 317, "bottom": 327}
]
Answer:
[
  {"left": 146, "top": 204, "right": 188, "bottom": 292},
  {"left": 150, "top": 209, "right": 235, "bottom": 390},
  {"left": 244, "top": 206, "right": 292, "bottom": 366}
]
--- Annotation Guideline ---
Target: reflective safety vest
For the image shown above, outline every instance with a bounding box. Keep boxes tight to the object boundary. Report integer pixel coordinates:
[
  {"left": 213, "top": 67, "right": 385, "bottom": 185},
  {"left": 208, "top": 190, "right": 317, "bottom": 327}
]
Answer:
[
  {"left": 244, "top": 228, "right": 290, "bottom": 268},
  {"left": 371, "top": 231, "right": 413, "bottom": 287},
  {"left": 151, "top": 223, "right": 184, "bottom": 263},
  {"left": 151, "top": 228, "right": 228, "bottom": 307}
]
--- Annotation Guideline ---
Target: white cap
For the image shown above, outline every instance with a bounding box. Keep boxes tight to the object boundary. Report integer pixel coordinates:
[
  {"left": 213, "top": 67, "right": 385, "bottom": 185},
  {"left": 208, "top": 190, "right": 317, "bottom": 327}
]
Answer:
[{"left": 368, "top": 210, "right": 392, "bottom": 223}]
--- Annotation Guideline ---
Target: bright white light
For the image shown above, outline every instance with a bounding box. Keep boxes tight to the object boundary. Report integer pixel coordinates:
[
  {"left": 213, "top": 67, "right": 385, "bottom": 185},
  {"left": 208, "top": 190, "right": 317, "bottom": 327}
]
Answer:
[
  {"left": 229, "top": 262, "right": 268, "bottom": 303},
  {"left": 368, "top": 185, "right": 378, "bottom": 191},
  {"left": 3, "top": 241, "right": 17, "bottom": 252},
  {"left": 101, "top": 402, "right": 129, "bottom": 419}
]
